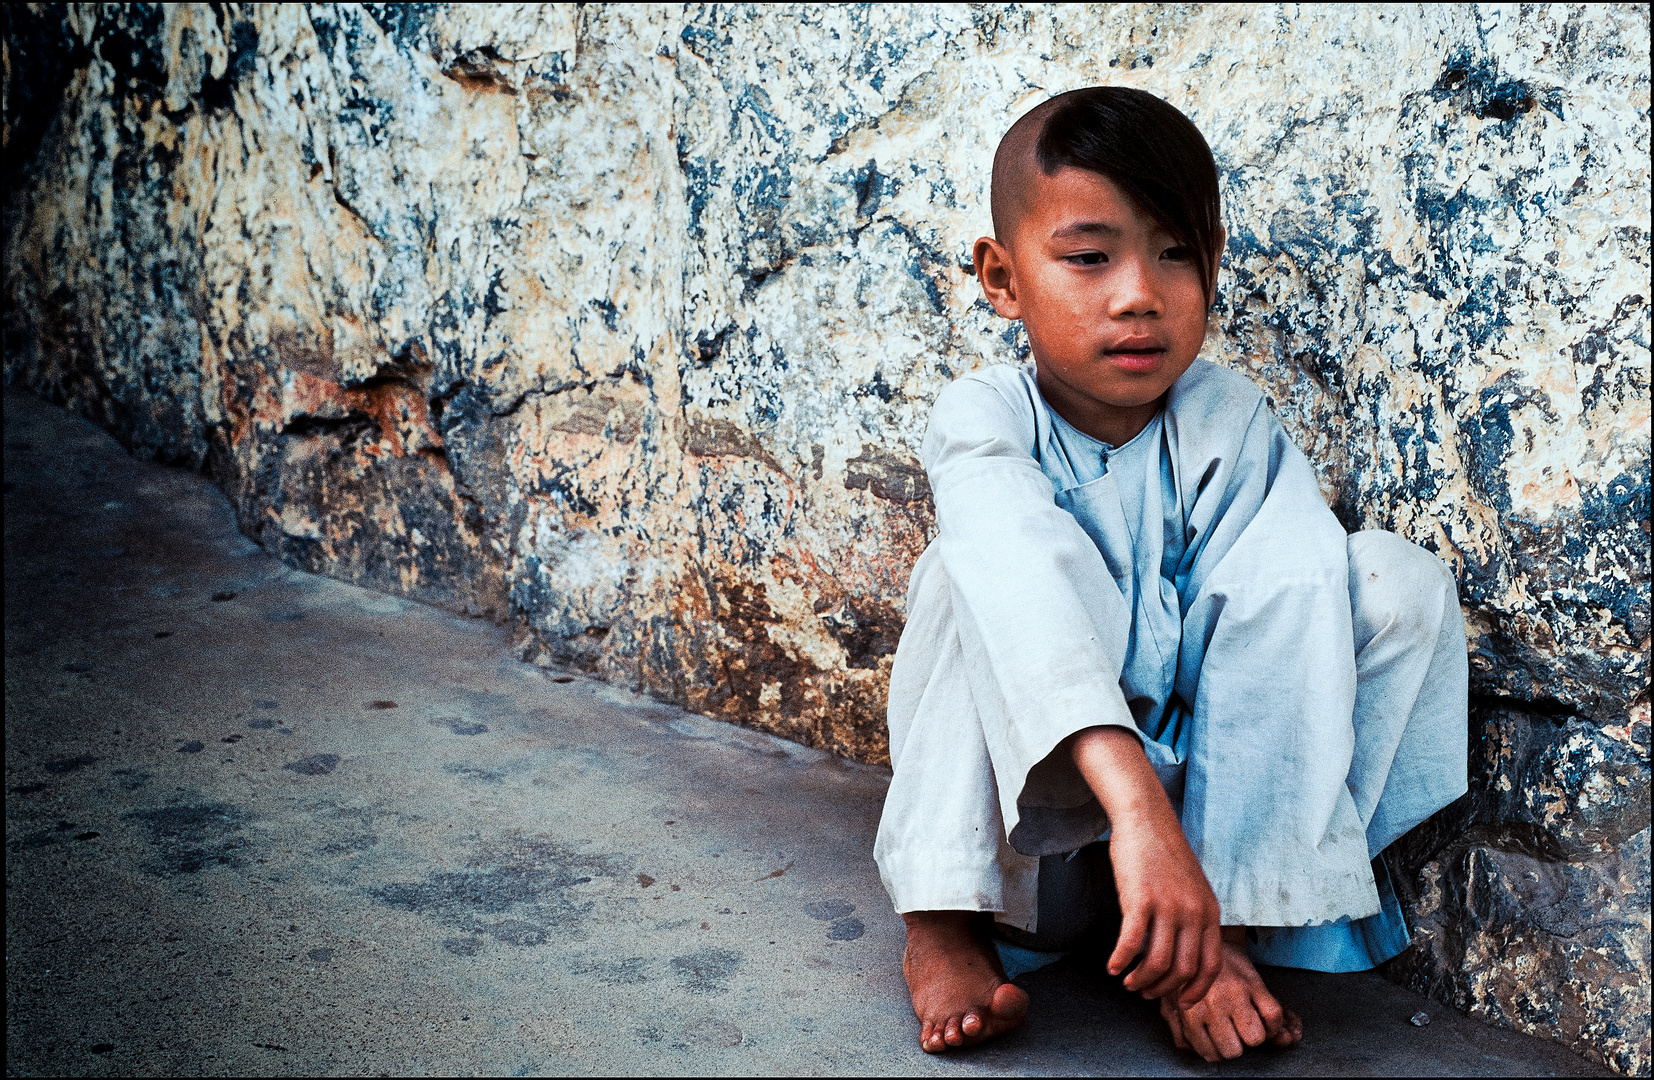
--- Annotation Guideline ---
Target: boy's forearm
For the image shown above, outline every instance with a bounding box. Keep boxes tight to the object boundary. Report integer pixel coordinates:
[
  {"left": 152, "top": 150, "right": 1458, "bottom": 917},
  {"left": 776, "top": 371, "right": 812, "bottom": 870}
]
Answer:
[
  {"left": 1068, "top": 725, "right": 1180, "bottom": 832},
  {"left": 1071, "top": 724, "right": 1224, "bottom": 1001}
]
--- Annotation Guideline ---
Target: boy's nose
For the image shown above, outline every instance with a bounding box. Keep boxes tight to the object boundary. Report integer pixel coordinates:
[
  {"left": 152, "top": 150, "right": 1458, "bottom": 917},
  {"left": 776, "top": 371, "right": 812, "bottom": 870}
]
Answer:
[{"left": 1107, "top": 258, "right": 1164, "bottom": 319}]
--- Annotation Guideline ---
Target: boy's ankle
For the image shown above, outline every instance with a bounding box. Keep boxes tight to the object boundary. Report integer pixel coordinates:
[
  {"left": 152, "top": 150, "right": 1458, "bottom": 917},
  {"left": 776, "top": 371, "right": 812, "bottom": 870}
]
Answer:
[{"left": 903, "top": 910, "right": 986, "bottom": 934}]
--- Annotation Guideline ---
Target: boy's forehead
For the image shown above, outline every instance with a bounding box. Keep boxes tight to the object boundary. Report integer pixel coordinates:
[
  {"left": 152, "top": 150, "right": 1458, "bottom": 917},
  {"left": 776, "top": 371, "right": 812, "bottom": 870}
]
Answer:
[{"left": 1014, "top": 167, "right": 1157, "bottom": 239}]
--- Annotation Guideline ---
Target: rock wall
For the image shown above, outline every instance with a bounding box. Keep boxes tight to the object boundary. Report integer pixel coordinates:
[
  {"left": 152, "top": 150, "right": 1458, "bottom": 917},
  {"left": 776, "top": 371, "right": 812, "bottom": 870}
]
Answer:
[{"left": 3, "top": 4, "right": 1648, "bottom": 1072}]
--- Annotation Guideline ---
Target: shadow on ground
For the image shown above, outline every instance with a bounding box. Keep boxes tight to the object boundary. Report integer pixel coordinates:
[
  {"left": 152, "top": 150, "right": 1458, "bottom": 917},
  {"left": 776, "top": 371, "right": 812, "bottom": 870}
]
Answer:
[{"left": 4, "top": 392, "right": 1608, "bottom": 1076}]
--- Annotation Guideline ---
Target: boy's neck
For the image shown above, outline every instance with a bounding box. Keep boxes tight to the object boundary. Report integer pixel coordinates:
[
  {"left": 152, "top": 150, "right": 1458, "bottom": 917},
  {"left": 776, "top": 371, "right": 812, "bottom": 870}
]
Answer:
[{"left": 1034, "top": 366, "right": 1164, "bottom": 447}]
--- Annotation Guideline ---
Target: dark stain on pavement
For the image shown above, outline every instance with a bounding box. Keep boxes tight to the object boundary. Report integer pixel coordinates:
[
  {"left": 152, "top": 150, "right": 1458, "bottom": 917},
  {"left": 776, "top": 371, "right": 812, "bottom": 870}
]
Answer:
[
  {"left": 443, "top": 762, "right": 504, "bottom": 783},
  {"left": 9, "top": 829, "right": 66, "bottom": 851},
  {"left": 366, "top": 838, "right": 629, "bottom": 944},
  {"left": 312, "top": 802, "right": 384, "bottom": 849},
  {"left": 42, "top": 754, "right": 98, "bottom": 773},
  {"left": 123, "top": 802, "right": 252, "bottom": 875},
  {"left": 178, "top": 741, "right": 205, "bottom": 754},
  {"left": 489, "top": 919, "right": 549, "bottom": 945},
  {"left": 284, "top": 754, "right": 340, "bottom": 776},
  {"left": 442, "top": 936, "right": 483, "bottom": 956},
  {"left": 802, "top": 898, "right": 854, "bottom": 921},
  {"left": 319, "top": 832, "right": 379, "bottom": 855},
  {"left": 681, "top": 1016, "right": 744, "bottom": 1048},
  {"left": 802, "top": 898, "right": 864, "bottom": 940},
  {"left": 670, "top": 947, "right": 742, "bottom": 993},
  {"left": 111, "top": 769, "right": 151, "bottom": 791},
  {"left": 571, "top": 955, "right": 651, "bottom": 985}
]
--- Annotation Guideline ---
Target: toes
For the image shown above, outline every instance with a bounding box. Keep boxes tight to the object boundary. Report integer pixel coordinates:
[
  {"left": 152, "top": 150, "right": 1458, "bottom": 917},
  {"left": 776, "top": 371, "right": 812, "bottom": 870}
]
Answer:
[
  {"left": 917, "top": 986, "right": 1027, "bottom": 1054},
  {"left": 990, "top": 982, "right": 1030, "bottom": 1026},
  {"left": 1161, "top": 1005, "right": 1188, "bottom": 1051},
  {"left": 1234, "top": 1007, "right": 1268, "bottom": 1048},
  {"left": 1184, "top": 1020, "right": 1222, "bottom": 1063},
  {"left": 1212, "top": 1019, "right": 1246, "bottom": 1059},
  {"left": 1276, "top": 1008, "right": 1304, "bottom": 1046}
]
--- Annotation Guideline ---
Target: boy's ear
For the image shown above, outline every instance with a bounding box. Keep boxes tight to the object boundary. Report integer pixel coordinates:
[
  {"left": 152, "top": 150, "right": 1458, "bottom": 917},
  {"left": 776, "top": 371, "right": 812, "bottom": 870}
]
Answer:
[{"left": 974, "top": 236, "right": 1021, "bottom": 320}]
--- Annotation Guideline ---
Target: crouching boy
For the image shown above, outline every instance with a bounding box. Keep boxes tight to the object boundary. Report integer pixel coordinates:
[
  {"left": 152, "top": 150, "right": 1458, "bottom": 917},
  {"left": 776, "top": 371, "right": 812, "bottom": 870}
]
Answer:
[{"left": 874, "top": 86, "right": 1468, "bottom": 1061}]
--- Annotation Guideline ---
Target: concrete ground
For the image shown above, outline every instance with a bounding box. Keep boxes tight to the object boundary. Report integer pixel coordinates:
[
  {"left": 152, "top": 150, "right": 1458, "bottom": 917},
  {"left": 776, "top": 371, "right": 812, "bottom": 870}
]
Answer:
[{"left": 3, "top": 390, "right": 1610, "bottom": 1078}]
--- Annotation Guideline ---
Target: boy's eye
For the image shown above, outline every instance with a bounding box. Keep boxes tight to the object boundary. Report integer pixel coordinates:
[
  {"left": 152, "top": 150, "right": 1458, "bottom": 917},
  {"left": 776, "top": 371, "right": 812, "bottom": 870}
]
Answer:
[
  {"left": 1067, "top": 251, "right": 1107, "bottom": 266},
  {"left": 1161, "top": 246, "right": 1195, "bottom": 262}
]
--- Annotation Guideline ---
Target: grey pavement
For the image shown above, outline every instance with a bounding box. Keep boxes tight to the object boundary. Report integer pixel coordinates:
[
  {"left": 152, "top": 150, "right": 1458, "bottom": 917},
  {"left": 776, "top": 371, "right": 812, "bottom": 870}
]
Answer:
[{"left": 4, "top": 390, "right": 1608, "bottom": 1077}]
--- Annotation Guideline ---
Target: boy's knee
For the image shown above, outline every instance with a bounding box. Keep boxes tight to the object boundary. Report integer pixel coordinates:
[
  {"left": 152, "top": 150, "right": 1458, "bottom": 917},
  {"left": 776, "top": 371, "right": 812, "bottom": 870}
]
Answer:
[{"left": 1347, "top": 531, "right": 1457, "bottom": 649}]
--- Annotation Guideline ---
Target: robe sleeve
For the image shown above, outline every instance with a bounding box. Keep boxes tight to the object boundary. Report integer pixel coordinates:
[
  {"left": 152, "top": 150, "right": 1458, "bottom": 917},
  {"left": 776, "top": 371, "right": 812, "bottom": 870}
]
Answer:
[{"left": 922, "top": 370, "right": 1139, "bottom": 853}]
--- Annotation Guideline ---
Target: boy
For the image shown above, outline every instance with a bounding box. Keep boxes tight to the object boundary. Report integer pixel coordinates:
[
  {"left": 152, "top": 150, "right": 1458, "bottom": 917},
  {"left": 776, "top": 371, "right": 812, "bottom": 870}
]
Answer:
[{"left": 874, "top": 87, "right": 1468, "bottom": 1061}]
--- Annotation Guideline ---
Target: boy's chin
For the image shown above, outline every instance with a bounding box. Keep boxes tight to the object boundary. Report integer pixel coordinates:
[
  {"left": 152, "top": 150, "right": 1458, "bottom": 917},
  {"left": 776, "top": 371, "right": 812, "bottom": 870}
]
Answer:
[
  {"left": 1082, "top": 377, "right": 1180, "bottom": 411},
  {"left": 1034, "top": 356, "right": 1188, "bottom": 411},
  {"left": 1092, "top": 393, "right": 1172, "bottom": 412},
  {"left": 1092, "top": 358, "right": 1196, "bottom": 402}
]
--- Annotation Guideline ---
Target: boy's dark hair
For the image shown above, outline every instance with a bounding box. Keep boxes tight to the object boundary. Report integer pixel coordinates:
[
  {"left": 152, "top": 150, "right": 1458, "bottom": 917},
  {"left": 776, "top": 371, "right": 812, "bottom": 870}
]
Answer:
[{"left": 999, "top": 86, "right": 1224, "bottom": 301}]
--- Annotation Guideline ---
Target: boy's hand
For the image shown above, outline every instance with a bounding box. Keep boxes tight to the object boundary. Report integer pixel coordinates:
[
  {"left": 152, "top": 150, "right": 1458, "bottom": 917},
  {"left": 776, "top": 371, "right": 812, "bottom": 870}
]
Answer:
[
  {"left": 1069, "top": 727, "right": 1223, "bottom": 1006},
  {"left": 1105, "top": 805, "right": 1223, "bottom": 1004}
]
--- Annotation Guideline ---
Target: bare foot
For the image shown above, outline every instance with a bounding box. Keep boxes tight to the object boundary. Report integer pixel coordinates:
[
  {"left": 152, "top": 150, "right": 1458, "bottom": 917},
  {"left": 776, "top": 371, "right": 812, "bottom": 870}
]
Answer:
[
  {"left": 1160, "top": 928, "right": 1303, "bottom": 1061},
  {"left": 902, "top": 911, "right": 1030, "bottom": 1053}
]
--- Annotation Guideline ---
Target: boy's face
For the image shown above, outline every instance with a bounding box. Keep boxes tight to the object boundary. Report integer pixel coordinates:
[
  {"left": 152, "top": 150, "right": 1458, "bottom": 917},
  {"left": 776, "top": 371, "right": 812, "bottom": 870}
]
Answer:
[{"left": 974, "top": 168, "right": 1218, "bottom": 439}]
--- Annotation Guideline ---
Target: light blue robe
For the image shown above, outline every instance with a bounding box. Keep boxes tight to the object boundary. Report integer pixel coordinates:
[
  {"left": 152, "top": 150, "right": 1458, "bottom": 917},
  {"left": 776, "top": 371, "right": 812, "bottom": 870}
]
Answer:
[{"left": 875, "top": 360, "right": 1468, "bottom": 973}]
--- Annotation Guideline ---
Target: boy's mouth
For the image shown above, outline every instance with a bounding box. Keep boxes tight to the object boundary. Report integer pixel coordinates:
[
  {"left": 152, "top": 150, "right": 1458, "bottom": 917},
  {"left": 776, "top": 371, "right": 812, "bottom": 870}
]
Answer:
[{"left": 1103, "top": 337, "right": 1167, "bottom": 372}]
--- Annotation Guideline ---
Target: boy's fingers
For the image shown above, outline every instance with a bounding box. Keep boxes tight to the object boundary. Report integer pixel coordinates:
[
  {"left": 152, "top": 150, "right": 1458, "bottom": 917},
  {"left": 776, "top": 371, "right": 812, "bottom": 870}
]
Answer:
[
  {"left": 1143, "top": 927, "right": 1202, "bottom": 1001},
  {"left": 1178, "top": 924, "right": 1224, "bottom": 1006},
  {"left": 1124, "top": 919, "right": 1175, "bottom": 992},
  {"left": 1109, "top": 909, "right": 1149, "bottom": 976}
]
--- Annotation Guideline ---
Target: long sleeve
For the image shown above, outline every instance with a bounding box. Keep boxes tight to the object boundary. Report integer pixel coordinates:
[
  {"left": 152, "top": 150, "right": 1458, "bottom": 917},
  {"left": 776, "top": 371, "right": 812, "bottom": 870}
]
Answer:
[{"left": 922, "top": 371, "right": 1138, "bottom": 853}]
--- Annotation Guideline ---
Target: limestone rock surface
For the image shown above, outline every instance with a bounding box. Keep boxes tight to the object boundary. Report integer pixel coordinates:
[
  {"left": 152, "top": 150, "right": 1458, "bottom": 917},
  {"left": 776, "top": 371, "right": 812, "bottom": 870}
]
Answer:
[{"left": 3, "top": 4, "right": 1647, "bottom": 1073}]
